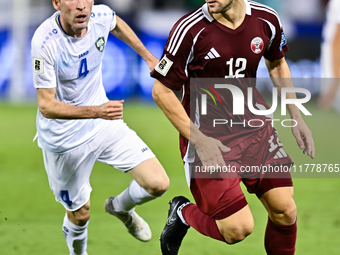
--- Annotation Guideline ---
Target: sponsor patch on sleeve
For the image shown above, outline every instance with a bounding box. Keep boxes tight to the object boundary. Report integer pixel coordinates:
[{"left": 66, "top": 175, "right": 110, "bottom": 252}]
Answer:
[
  {"left": 155, "top": 56, "right": 173, "bottom": 77},
  {"left": 33, "top": 57, "right": 45, "bottom": 74},
  {"left": 280, "top": 32, "right": 287, "bottom": 52}
]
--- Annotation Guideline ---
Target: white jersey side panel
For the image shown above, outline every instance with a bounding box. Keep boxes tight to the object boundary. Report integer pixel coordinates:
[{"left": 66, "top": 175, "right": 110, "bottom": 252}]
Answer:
[
  {"left": 320, "top": 0, "right": 340, "bottom": 112},
  {"left": 31, "top": 5, "right": 117, "bottom": 153},
  {"left": 321, "top": 0, "right": 340, "bottom": 78}
]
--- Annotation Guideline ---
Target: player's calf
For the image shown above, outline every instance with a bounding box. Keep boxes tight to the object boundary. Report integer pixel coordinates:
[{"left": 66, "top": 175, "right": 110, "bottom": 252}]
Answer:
[{"left": 63, "top": 202, "right": 91, "bottom": 255}]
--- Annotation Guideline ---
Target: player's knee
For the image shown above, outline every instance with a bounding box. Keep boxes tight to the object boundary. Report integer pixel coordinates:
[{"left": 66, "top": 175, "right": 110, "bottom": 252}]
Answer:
[
  {"left": 221, "top": 222, "right": 254, "bottom": 244},
  {"left": 67, "top": 203, "right": 90, "bottom": 226},
  {"left": 145, "top": 175, "right": 170, "bottom": 197},
  {"left": 223, "top": 225, "right": 254, "bottom": 244},
  {"left": 75, "top": 206, "right": 91, "bottom": 226},
  {"left": 270, "top": 199, "right": 297, "bottom": 225}
]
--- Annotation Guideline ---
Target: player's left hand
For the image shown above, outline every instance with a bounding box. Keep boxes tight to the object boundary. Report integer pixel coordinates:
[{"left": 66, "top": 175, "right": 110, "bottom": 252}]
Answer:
[{"left": 291, "top": 118, "right": 315, "bottom": 159}]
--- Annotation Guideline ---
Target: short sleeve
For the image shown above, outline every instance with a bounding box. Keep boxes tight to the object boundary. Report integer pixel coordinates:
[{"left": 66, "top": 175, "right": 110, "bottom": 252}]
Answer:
[
  {"left": 31, "top": 33, "right": 57, "bottom": 89},
  {"left": 92, "top": 5, "right": 117, "bottom": 32},
  {"left": 333, "top": 0, "right": 340, "bottom": 23},
  {"left": 110, "top": 11, "right": 117, "bottom": 31},
  {"left": 263, "top": 15, "right": 289, "bottom": 62},
  {"left": 150, "top": 20, "right": 194, "bottom": 91}
]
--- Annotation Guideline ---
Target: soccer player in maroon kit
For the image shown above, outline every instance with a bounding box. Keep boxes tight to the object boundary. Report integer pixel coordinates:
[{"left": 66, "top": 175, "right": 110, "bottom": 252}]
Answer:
[{"left": 151, "top": 0, "right": 315, "bottom": 254}]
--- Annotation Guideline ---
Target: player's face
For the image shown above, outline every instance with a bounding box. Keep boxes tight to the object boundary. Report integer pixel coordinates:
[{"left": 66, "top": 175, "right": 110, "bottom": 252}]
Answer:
[
  {"left": 206, "top": 0, "right": 234, "bottom": 14},
  {"left": 53, "top": 0, "right": 94, "bottom": 38}
]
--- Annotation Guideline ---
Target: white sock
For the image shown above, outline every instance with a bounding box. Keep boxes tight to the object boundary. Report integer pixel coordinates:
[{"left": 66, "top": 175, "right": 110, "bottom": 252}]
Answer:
[
  {"left": 177, "top": 202, "right": 191, "bottom": 226},
  {"left": 62, "top": 214, "right": 88, "bottom": 255},
  {"left": 112, "top": 180, "right": 157, "bottom": 213}
]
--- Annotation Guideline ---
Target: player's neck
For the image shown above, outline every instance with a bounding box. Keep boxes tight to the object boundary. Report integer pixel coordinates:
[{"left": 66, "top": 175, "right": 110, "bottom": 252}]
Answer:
[{"left": 211, "top": 0, "right": 246, "bottom": 30}]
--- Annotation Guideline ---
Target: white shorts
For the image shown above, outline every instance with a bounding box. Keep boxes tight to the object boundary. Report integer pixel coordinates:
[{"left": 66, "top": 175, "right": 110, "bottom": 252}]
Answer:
[{"left": 42, "top": 120, "right": 155, "bottom": 211}]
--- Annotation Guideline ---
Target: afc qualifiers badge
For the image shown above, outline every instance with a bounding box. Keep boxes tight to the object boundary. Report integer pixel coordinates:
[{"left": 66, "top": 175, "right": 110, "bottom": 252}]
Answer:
[{"left": 251, "top": 37, "right": 264, "bottom": 54}]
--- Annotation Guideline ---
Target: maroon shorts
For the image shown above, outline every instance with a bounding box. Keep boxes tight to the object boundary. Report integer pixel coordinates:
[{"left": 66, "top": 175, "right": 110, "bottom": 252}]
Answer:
[{"left": 188, "top": 125, "right": 294, "bottom": 220}]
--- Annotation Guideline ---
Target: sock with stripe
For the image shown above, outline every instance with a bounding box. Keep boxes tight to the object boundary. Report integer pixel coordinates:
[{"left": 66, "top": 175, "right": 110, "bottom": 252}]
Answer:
[
  {"left": 62, "top": 214, "right": 88, "bottom": 255},
  {"left": 112, "top": 180, "right": 157, "bottom": 213}
]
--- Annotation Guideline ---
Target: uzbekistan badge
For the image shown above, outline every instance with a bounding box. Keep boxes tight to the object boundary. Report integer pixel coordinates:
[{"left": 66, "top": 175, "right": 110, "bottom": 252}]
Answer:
[{"left": 95, "top": 37, "right": 105, "bottom": 52}]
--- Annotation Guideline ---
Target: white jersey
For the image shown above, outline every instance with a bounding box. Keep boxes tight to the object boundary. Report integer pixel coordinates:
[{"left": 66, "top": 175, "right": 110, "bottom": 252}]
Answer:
[
  {"left": 321, "top": 0, "right": 340, "bottom": 78},
  {"left": 31, "top": 5, "right": 116, "bottom": 153},
  {"left": 320, "top": 0, "right": 340, "bottom": 112}
]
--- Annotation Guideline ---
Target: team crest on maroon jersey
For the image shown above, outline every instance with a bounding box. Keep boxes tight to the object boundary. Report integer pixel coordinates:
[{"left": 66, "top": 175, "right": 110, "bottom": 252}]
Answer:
[{"left": 250, "top": 37, "right": 264, "bottom": 54}]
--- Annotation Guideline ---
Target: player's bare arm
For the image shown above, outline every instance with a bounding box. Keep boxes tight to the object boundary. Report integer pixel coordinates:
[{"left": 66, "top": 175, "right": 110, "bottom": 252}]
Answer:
[
  {"left": 152, "top": 79, "right": 230, "bottom": 167},
  {"left": 110, "top": 16, "right": 158, "bottom": 70},
  {"left": 265, "top": 57, "right": 315, "bottom": 159},
  {"left": 318, "top": 23, "right": 340, "bottom": 109},
  {"left": 37, "top": 87, "right": 123, "bottom": 120}
]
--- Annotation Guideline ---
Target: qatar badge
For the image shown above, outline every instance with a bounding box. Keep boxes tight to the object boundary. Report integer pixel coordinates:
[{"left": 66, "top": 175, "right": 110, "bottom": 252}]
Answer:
[{"left": 251, "top": 37, "right": 264, "bottom": 54}]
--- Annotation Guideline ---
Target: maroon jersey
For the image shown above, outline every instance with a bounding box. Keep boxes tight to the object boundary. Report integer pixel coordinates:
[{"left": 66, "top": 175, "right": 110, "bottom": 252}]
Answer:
[{"left": 151, "top": 0, "right": 289, "bottom": 161}]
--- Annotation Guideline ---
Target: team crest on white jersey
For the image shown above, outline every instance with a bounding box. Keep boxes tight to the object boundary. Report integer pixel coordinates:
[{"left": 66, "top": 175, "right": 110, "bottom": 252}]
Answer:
[
  {"left": 251, "top": 37, "right": 264, "bottom": 54},
  {"left": 95, "top": 37, "right": 105, "bottom": 52}
]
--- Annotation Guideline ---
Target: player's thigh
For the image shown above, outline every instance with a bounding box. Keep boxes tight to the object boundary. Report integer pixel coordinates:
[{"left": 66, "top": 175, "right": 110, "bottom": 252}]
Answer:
[
  {"left": 187, "top": 162, "right": 247, "bottom": 219},
  {"left": 260, "top": 186, "right": 296, "bottom": 225},
  {"left": 98, "top": 122, "right": 168, "bottom": 192},
  {"left": 98, "top": 121, "right": 155, "bottom": 171}
]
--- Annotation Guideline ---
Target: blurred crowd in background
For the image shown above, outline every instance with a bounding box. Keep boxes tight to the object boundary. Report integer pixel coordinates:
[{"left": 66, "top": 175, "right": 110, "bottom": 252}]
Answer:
[{"left": 0, "top": 0, "right": 334, "bottom": 101}]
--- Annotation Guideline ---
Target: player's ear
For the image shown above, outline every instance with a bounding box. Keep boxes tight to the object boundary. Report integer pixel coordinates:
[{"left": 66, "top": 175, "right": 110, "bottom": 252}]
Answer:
[{"left": 52, "top": 0, "right": 61, "bottom": 11}]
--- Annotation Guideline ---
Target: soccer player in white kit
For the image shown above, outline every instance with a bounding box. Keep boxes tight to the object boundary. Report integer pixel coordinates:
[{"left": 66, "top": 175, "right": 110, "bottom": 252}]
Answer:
[
  {"left": 319, "top": 0, "right": 340, "bottom": 112},
  {"left": 31, "top": 1, "right": 169, "bottom": 254}
]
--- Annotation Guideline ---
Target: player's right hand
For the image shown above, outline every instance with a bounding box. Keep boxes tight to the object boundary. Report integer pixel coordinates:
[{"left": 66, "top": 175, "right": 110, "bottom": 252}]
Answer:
[
  {"left": 193, "top": 135, "right": 231, "bottom": 168},
  {"left": 97, "top": 100, "right": 124, "bottom": 120},
  {"left": 291, "top": 117, "right": 315, "bottom": 159}
]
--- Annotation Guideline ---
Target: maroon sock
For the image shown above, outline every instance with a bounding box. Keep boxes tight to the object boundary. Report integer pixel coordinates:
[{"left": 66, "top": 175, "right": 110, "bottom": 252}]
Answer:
[
  {"left": 265, "top": 217, "right": 297, "bottom": 255},
  {"left": 182, "top": 204, "right": 226, "bottom": 242}
]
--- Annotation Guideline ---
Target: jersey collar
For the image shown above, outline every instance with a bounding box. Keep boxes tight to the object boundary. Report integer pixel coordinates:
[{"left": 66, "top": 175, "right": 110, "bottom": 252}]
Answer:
[
  {"left": 202, "top": 0, "right": 252, "bottom": 22},
  {"left": 56, "top": 15, "right": 68, "bottom": 35},
  {"left": 245, "top": 0, "right": 252, "bottom": 15},
  {"left": 202, "top": 3, "right": 214, "bottom": 22}
]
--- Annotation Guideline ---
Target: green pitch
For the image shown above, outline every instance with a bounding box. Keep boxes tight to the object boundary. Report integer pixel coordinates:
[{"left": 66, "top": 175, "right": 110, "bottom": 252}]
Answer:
[{"left": 0, "top": 101, "right": 339, "bottom": 254}]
